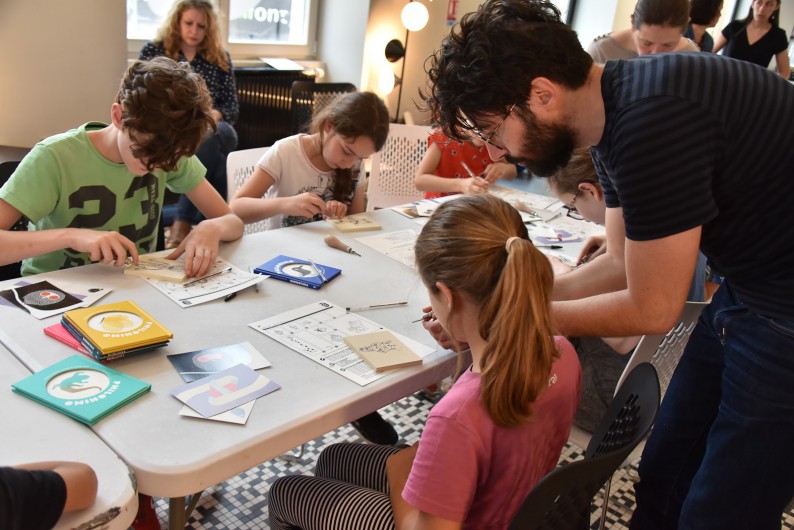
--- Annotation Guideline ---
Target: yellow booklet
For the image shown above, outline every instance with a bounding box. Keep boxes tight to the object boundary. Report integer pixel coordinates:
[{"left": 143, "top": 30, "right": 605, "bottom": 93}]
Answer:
[
  {"left": 344, "top": 330, "right": 422, "bottom": 372},
  {"left": 329, "top": 214, "right": 382, "bottom": 233},
  {"left": 62, "top": 300, "right": 173, "bottom": 355}
]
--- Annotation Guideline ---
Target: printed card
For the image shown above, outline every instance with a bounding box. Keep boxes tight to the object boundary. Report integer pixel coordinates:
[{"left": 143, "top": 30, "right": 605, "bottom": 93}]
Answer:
[
  {"left": 170, "top": 364, "right": 280, "bottom": 418},
  {"left": 167, "top": 342, "right": 271, "bottom": 383}
]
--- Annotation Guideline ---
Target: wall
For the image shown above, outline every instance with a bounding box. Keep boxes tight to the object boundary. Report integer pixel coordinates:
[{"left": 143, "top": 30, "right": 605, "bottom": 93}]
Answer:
[
  {"left": 363, "top": 0, "right": 482, "bottom": 125},
  {"left": 316, "top": 0, "right": 370, "bottom": 86},
  {"left": 0, "top": 1, "right": 127, "bottom": 148}
]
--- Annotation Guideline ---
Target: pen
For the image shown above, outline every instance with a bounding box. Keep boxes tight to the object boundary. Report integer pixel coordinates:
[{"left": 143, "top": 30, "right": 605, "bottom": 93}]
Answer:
[
  {"left": 412, "top": 309, "right": 435, "bottom": 323},
  {"left": 248, "top": 265, "right": 260, "bottom": 292},
  {"left": 535, "top": 244, "right": 563, "bottom": 249},
  {"left": 346, "top": 301, "right": 408, "bottom": 312},
  {"left": 307, "top": 258, "right": 328, "bottom": 283},
  {"left": 182, "top": 266, "right": 232, "bottom": 286},
  {"left": 460, "top": 161, "right": 478, "bottom": 178},
  {"left": 224, "top": 292, "right": 237, "bottom": 302}
]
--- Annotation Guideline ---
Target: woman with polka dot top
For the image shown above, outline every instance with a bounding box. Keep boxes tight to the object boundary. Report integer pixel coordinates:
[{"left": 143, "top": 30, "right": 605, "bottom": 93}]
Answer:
[{"left": 140, "top": 0, "right": 239, "bottom": 249}]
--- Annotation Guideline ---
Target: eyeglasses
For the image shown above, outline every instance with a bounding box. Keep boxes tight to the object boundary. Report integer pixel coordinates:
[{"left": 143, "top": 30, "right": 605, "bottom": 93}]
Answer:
[
  {"left": 462, "top": 102, "right": 517, "bottom": 152},
  {"left": 566, "top": 190, "right": 584, "bottom": 221}
]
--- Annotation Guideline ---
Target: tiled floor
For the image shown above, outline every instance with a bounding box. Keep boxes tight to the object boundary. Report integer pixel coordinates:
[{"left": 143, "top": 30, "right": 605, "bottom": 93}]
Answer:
[{"left": 150, "top": 391, "right": 794, "bottom": 529}]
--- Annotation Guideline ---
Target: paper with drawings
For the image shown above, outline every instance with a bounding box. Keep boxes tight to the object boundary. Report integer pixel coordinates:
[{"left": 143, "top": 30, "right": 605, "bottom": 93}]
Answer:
[
  {"left": 141, "top": 256, "right": 263, "bottom": 307},
  {"left": 249, "top": 300, "right": 434, "bottom": 386},
  {"left": 0, "top": 279, "right": 111, "bottom": 320},
  {"left": 355, "top": 230, "right": 419, "bottom": 270}
]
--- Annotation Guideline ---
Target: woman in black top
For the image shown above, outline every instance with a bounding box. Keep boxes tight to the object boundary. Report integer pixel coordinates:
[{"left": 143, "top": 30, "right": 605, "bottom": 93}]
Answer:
[{"left": 713, "top": 0, "right": 791, "bottom": 79}]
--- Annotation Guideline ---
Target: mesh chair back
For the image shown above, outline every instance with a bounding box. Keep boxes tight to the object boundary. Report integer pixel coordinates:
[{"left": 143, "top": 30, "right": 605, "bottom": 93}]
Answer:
[
  {"left": 226, "top": 147, "right": 270, "bottom": 235},
  {"left": 290, "top": 81, "right": 356, "bottom": 134},
  {"left": 508, "top": 448, "right": 637, "bottom": 530},
  {"left": 509, "top": 363, "right": 660, "bottom": 530},
  {"left": 0, "top": 161, "right": 25, "bottom": 281},
  {"left": 614, "top": 301, "right": 707, "bottom": 398},
  {"left": 366, "top": 123, "right": 429, "bottom": 211},
  {"left": 567, "top": 301, "right": 707, "bottom": 452},
  {"left": 585, "top": 363, "right": 660, "bottom": 459}
]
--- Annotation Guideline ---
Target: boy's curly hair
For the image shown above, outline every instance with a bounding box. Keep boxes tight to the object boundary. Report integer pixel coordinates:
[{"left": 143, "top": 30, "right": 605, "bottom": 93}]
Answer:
[{"left": 116, "top": 57, "right": 215, "bottom": 172}]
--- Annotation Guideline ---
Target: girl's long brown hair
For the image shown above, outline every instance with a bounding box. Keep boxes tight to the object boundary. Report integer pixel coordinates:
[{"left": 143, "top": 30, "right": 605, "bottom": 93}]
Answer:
[
  {"left": 157, "top": 0, "right": 229, "bottom": 70},
  {"left": 415, "top": 194, "right": 558, "bottom": 428},
  {"left": 309, "top": 91, "right": 389, "bottom": 202}
]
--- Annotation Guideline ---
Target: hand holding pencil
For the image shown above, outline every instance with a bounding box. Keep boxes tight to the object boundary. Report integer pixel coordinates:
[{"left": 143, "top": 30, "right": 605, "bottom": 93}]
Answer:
[{"left": 460, "top": 162, "right": 490, "bottom": 195}]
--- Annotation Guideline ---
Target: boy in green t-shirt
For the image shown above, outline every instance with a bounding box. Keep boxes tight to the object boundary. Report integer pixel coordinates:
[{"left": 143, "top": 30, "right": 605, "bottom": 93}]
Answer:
[{"left": 0, "top": 57, "right": 243, "bottom": 278}]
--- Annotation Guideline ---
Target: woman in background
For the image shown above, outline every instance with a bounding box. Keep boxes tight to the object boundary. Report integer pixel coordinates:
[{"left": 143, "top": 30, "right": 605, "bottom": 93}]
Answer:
[
  {"left": 714, "top": 0, "right": 790, "bottom": 78},
  {"left": 685, "top": 0, "right": 724, "bottom": 52},
  {"left": 587, "top": 0, "right": 698, "bottom": 63},
  {"left": 140, "top": 0, "right": 240, "bottom": 248}
]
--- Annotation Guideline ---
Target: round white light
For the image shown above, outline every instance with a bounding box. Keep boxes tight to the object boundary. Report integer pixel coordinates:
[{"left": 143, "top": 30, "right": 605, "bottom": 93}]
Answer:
[{"left": 401, "top": 2, "right": 429, "bottom": 32}]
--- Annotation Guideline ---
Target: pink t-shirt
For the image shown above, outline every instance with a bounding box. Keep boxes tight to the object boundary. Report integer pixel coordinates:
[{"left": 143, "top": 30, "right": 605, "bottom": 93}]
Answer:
[{"left": 402, "top": 337, "right": 581, "bottom": 529}]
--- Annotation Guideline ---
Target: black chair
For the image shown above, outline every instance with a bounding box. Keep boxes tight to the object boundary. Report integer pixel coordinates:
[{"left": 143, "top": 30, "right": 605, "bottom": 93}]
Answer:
[
  {"left": 289, "top": 81, "right": 357, "bottom": 134},
  {"left": 0, "top": 161, "right": 25, "bottom": 281},
  {"left": 508, "top": 362, "right": 661, "bottom": 530}
]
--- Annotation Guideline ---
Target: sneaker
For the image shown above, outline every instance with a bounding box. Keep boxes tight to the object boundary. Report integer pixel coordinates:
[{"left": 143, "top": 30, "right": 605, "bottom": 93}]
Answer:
[{"left": 351, "top": 411, "right": 398, "bottom": 445}]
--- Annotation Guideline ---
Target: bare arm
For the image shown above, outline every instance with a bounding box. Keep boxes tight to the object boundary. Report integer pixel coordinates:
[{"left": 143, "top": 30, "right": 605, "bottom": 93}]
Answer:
[
  {"left": 775, "top": 49, "right": 790, "bottom": 79},
  {"left": 166, "top": 179, "right": 243, "bottom": 277},
  {"left": 387, "top": 445, "right": 462, "bottom": 530},
  {"left": 712, "top": 33, "right": 727, "bottom": 54},
  {"left": 553, "top": 226, "right": 700, "bottom": 337},
  {"left": 230, "top": 166, "right": 327, "bottom": 222},
  {"left": 0, "top": 199, "right": 138, "bottom": 267},
  {"left": 552, "top": 208, "right": 628, "bottom": 301},
  {"left": 414, "top": 143, "right": 489, "bottom": 195},
  {"left": 14, "top": 461, "right": 98, "bottom": 513}
]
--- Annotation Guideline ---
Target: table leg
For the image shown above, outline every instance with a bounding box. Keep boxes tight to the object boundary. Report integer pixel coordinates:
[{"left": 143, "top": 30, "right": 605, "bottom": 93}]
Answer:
[
  {"left": 168, "top": 491, "right": 204, "bottom": 529},
  {"left": 168, "top": 497, "right": 186, "bottom": 530}
]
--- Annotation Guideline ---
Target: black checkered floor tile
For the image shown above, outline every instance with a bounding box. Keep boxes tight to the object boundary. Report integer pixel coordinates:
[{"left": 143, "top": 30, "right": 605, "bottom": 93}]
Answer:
[{"left": 149, "top": 393, "right": 794, "bottom": 529}]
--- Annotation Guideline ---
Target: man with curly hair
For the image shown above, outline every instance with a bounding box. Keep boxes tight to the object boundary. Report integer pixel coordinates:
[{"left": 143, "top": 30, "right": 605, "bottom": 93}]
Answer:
[{"left": 424, "top": 1, "right": 794, "bottom": 528}]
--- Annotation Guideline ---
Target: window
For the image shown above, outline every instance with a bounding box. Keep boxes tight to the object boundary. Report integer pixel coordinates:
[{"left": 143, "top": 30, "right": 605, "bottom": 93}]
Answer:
[{"left": 126, "top": 0, "right": 317, "bottom": 59}]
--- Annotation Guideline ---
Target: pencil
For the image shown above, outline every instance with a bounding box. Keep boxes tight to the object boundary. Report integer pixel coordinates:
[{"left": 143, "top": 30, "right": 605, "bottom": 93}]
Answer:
[
  {"left": 183, "top": 266, "right": 232, "bottom": 286},
  {"left": 346, "top": 301, "right": 408, "bottom": 312},
  {"left": 307, "top": 258, "right": 328, "bottom": 283}
]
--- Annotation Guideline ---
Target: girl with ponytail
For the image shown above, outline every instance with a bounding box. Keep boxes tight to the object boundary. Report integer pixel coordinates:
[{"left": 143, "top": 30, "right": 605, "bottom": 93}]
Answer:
[{"left": 268, "top": 194, "right": 581, "bottom": 530}]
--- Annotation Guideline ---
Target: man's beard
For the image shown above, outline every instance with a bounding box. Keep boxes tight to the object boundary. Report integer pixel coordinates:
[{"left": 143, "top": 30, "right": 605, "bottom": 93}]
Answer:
[{"left": 506, "top": 111, "right": 576, "bottom": 177}]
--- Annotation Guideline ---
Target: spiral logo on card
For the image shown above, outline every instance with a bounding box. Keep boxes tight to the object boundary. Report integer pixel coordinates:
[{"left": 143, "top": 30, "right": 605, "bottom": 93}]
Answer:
[
  {"left": 48, "top": 369, "right": 110, "bottom": 400},
  {"left": 23, "top": 289, "right": 66, "bottom": 306}
]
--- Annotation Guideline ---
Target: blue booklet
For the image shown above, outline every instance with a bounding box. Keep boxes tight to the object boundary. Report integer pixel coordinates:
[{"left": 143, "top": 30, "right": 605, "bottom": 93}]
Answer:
[
  {"left": 12, "top": 355, "right": 151, "bottom": 426},
  {"left": 254, "top": 255, "right": 341, "bottom": 290}
]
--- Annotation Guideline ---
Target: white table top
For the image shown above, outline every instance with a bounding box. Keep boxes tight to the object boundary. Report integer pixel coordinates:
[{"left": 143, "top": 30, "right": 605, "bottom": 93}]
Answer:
[
  {"left": 0, "top": 192, "right": 599, "bottom": 501},
  {"left": 0, "top": 343, "right": 137, "bottom": 529},
  {"left": 0, "top": 209, "right": 457, "bottom": 498}
]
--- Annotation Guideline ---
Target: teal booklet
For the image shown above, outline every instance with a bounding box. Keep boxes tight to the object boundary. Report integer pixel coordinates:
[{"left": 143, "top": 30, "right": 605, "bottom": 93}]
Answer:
[{"left": 12, "top": 355, "right": 151, "bottom": 426}]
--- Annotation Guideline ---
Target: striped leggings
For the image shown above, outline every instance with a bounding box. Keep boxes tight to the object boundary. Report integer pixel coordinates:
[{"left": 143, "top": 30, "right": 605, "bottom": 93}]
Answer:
[{"left": 268, "top": 443, "right": 401, "bottom": 530}]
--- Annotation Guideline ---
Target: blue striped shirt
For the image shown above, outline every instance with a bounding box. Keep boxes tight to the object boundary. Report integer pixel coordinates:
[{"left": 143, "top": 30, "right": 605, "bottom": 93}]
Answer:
[{"left": 594, "top": 52, "right": 794, "bottom": 319}]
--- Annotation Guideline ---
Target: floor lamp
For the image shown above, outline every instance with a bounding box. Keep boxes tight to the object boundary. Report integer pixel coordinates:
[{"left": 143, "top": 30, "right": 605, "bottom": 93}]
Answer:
[{"left": 382, "top": 1, "right": 429, "bottom": 122}]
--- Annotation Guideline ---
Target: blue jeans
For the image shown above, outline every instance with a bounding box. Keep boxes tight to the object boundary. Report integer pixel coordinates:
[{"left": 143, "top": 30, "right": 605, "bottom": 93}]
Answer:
[
  {"left": 175, "top": 121, "right": 238, "bottom": 225},
  {"left": 631, "top": 282, "right": 794, "bottom": 529}
]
